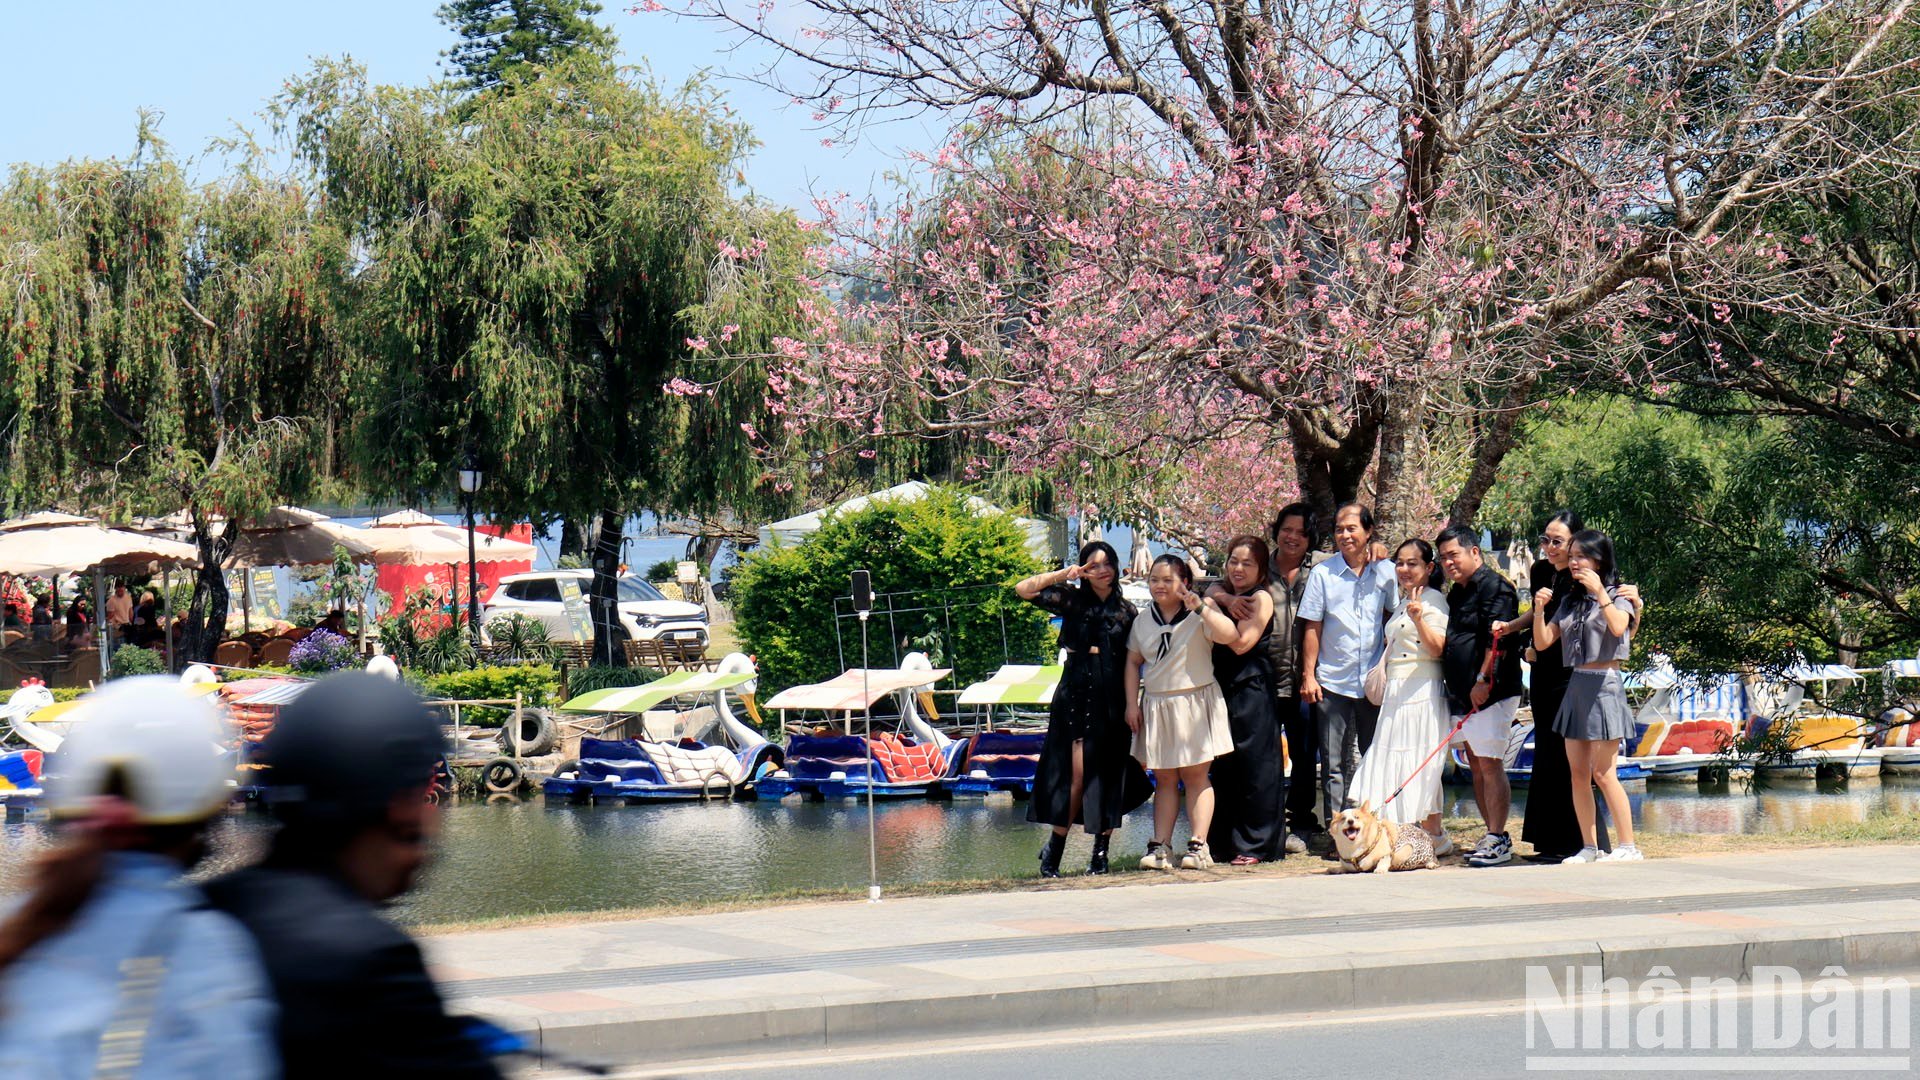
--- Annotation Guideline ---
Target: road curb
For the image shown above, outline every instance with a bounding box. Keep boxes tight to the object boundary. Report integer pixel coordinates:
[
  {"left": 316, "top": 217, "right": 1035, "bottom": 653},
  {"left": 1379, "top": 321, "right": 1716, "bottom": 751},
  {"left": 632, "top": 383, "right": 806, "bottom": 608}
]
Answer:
[{"left": 521, "top": 925, "right": 1920, "bottom": 1068}]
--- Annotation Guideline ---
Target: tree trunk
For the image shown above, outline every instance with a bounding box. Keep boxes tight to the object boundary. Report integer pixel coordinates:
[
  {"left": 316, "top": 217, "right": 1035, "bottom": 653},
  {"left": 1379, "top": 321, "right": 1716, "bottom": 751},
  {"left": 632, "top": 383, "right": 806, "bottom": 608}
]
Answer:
[
  {"left": 1287, "top": 403, "right": 1381, "bottom": 531},
  {"left": 559, "top": 516, "right": 588, "bottom": 562},
  {"left": 1446, "top": 373, "right": 1540, "bottom": 528},
  {"left": 182, "top": 516, "right": 234, "bottom": 665},
  {"left": 1372, "top": 386, "right": 1426, "bottom": 541},
  {"left": 589, "top": 510, "right": 625, "bottom": 667},
  {"left": 685, "top": 533, "right": 724, "bottom": 573}
]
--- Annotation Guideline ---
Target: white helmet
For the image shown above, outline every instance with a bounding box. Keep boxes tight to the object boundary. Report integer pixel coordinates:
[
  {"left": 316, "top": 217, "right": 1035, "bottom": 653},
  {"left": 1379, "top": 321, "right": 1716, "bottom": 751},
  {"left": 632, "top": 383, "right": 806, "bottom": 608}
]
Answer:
[{"left": 45, "top": 676, "right": 234, "bottom": 825}]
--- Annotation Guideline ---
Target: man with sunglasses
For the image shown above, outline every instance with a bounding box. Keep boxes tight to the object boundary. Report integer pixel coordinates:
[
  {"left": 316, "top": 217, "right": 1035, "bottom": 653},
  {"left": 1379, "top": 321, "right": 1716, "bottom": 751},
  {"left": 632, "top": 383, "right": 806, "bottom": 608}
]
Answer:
[
  {"left": 206, "top": 673, "right": 503, "bottom": 1079},
  {"left": 1435, "top": 526, "right": 1523, "bottom": 867}
]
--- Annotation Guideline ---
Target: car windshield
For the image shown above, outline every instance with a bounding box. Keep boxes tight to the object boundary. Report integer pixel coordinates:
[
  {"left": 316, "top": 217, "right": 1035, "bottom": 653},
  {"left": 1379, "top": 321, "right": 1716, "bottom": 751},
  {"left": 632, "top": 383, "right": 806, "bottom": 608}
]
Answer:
[{"left": 616, "top": 576, "right": 667, "bottom": 603}]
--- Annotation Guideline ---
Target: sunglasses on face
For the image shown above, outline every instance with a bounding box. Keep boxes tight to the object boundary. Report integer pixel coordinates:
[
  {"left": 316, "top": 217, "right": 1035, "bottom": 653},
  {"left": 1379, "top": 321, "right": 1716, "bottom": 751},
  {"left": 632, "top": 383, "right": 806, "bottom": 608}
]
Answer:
[{"left": 1538, "top": 535, "right": 1568, "bottom": 549}]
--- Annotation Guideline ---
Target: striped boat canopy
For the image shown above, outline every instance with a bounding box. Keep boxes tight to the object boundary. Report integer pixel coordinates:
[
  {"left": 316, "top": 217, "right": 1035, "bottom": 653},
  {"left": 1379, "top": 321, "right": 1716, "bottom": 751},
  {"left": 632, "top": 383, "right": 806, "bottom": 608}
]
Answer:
[
  {"left": 559, "top": 670, "right": 756, "bottom": 714},
  {"left": 763, "top": 667, "right": 951, "bottom": 712},
  {"left": 231, "top": 681, "right": 311, "bottom": 707},
  {"left": 1783, "top": 662, "right": 1865, "bottom": 684},
  {"left": 1889, "top": 659, "right": 1920, "bottom": 679},
  {"left": 957, "top": 664, "right": 1062, "bottom": 706}
]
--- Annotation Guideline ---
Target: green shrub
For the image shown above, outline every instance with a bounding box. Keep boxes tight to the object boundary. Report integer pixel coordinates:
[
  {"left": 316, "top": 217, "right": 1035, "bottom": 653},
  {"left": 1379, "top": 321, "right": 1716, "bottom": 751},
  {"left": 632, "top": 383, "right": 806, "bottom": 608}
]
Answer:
[
  {"left": 417, "top": 665, "right": 563, "bottom": 726},
  {"left": 108, "top": 647, "right": 167, "bottom": 677},
  {"left": 645, "top": 559, "right": 678, "bottom": 583},
  {"left": 51, "top": 686, "right": 89, "bottom": 702},
  {"left": 485, "top": 613, "right": 556, "bottom": 663},
  {"left": 562, "top": 664, "right": 664, "bottom": 698},
  {"left": 731, "top": 485, "right": 1048, "bottom": 691}
]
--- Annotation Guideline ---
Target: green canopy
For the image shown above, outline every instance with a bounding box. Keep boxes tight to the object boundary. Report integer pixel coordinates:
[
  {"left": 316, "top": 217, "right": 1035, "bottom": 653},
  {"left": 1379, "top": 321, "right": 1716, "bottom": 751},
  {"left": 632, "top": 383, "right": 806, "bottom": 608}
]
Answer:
[
  {"left": 558, "top": 670, "right": 756, "bottom": 714},
  {"left": 957, "top": 664, "right": 1062, "bottom": 706}
]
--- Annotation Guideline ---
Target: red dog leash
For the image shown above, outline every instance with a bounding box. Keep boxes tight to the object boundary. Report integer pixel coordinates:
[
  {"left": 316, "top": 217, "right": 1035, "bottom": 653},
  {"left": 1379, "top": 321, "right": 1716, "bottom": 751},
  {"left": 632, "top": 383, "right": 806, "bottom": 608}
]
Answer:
[{"left": 1379, "top": 626, "right": 1503, "bottom": 810}]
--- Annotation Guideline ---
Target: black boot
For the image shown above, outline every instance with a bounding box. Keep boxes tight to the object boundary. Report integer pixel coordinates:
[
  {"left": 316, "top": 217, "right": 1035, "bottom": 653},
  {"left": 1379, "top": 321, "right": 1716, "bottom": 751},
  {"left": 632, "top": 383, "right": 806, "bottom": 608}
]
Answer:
[
  {"left": 1038, "top": 833, "right": 1067, "bottom": 878},
  {"left": 1087, "top": 833, "right": 1112, "bottom": 875}
]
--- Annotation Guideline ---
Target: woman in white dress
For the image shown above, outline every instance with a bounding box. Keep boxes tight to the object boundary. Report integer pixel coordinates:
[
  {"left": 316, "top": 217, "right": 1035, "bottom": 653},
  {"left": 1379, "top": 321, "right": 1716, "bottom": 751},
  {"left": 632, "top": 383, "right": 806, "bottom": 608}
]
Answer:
[{"left": 1348, "top": 539, "right": 1451, "bottom": 845}]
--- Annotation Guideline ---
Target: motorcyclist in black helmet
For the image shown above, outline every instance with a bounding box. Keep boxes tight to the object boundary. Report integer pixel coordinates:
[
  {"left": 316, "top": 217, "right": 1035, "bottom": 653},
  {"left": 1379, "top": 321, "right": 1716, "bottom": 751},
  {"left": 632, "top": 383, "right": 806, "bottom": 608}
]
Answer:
[{"left": 204, "top": 672, "right": 502, "bottom": 1080}]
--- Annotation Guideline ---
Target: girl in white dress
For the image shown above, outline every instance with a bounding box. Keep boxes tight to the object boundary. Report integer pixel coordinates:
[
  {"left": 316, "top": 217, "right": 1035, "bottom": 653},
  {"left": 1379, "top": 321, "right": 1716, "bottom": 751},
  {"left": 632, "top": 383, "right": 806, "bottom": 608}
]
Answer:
[
  {"left": 1348, "top": 540, "right": 1451, "bottom": 841},
  {"left": 1123, "top": 555, "right": 1240, "bottom": 870}
]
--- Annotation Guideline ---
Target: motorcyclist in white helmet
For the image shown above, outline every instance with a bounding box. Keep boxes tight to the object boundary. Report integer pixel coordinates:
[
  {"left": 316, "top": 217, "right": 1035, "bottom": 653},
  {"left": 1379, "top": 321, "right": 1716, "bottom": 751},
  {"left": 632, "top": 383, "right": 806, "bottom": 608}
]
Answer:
[{"left": 0, "top": 677, "right": 277, "bottom": 1078}]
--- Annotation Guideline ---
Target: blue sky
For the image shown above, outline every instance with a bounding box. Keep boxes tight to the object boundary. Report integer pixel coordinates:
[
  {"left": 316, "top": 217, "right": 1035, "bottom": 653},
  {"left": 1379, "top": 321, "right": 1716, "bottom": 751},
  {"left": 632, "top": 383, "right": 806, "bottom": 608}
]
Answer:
[{"left": 0, "top": 1, "right": 934, "bottom": 210}]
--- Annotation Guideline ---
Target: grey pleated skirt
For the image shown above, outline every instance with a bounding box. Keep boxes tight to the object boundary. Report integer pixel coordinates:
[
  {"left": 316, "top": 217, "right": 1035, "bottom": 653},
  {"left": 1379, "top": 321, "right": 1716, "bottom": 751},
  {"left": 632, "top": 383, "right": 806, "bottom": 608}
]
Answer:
[{"left": 1552, "top": 668, "right": 1636, "bottom": 742}]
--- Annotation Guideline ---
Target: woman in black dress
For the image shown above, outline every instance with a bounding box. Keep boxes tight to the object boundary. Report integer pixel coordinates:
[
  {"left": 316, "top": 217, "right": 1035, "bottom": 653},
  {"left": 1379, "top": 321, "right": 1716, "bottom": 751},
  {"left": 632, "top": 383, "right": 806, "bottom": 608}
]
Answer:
[
  {"left": 1516, "top": 511, "right": 1585, "bottom": 862},
  {"left": 1206, "top": 535, "right": 1284, "bottom": 864},
  {"left": 1016, "top": 541, "right": 1152, "bottom": 876}
]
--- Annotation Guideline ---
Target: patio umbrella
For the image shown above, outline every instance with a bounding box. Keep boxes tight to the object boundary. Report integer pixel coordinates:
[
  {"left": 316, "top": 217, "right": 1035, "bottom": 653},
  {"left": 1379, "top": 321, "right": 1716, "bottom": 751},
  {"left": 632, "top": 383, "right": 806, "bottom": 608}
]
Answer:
[
  {"left": 0, "top": 512, "right": 200, "bottom": 677},
  {"left": 0, "top": 511, "right": 98, "bottom": 534},
  {"left": 361, "top": 512, "right": 537, "bottom": 566},
  {"left": 226, "top": 506, "right": 376, "bottom": 568},
  {"left": 0, "top": 518, "right": 200, "bottom": 577}
]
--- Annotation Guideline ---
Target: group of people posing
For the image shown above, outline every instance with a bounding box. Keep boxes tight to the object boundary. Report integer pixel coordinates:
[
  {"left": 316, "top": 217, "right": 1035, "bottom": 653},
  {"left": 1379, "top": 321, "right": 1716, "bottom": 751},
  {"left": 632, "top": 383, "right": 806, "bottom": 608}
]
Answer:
[{"left": 1014, "top": 503, "right": 1646, "bottom": 875}]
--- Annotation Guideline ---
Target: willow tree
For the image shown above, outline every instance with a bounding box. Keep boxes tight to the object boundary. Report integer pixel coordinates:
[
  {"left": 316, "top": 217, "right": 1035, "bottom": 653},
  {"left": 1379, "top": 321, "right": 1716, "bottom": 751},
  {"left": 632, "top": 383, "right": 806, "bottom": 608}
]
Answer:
[
  {"left": 0, "top": 123, "right": 350, "bottom": 661},
  {"left": 276, "top": 57, "right": 810, "bottom": 664}
]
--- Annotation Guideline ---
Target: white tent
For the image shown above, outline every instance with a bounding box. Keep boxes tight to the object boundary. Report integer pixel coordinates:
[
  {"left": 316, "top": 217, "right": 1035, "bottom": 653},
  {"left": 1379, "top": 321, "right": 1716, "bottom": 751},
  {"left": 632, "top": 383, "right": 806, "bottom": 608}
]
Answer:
[{"left": 756, "top": 482, "right": 1056, "bottom": 562}]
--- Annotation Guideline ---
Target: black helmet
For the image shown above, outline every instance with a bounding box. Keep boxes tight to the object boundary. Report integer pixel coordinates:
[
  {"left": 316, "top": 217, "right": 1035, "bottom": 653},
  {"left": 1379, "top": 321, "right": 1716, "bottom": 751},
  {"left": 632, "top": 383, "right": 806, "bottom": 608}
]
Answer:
[{"left": 261, "top": 672, "right": 445, "bottom": 833}]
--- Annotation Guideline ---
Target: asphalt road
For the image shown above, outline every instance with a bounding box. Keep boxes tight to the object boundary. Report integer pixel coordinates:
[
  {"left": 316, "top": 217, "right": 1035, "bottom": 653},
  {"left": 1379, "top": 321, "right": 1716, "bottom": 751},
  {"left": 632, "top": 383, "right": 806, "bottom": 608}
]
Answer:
[{"left": 600, "top": 977, "right": 1920, "bottom": 1080}]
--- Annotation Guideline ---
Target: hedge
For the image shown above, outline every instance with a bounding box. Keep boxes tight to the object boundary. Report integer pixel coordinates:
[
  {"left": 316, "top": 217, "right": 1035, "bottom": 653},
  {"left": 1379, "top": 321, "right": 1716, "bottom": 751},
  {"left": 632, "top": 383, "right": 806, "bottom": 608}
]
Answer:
[
  {"left": 731, "top": 485, "right": 1049, "bottom": 692},
  {"left": 416, "top": 665, "right": 562, "bottom": 727}
]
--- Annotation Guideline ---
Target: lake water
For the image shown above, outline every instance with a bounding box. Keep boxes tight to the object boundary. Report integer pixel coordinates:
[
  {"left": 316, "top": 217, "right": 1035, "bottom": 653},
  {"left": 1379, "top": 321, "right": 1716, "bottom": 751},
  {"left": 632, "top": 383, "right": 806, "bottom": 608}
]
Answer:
[{"left": 6, "top": 777, "right": 1918, "bottom": 926}]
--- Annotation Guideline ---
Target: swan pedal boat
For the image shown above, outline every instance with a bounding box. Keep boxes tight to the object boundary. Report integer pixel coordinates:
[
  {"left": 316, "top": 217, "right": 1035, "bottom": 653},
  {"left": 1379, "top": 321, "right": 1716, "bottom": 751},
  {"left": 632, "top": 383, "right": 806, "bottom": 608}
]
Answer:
[
  {"left": 544, "top": 653, "right": 782, "bottom": 803},
  {"left": 753, "top": 654, "right": 958, "bottom": 801}
]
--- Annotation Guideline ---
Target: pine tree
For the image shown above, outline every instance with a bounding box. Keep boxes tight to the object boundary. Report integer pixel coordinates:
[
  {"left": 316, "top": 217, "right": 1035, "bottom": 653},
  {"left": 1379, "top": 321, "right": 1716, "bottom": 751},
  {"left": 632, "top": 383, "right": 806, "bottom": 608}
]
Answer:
[{"left": 438, "top": 0, "right": 616, "bottom": 93}]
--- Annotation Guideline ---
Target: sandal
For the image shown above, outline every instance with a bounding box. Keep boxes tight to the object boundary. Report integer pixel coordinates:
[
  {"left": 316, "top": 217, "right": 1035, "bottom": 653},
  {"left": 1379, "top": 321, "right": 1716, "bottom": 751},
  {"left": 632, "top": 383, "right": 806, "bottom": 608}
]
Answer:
[{"left": 1230, "top": 855, "right": 1260, "bottom": 866}]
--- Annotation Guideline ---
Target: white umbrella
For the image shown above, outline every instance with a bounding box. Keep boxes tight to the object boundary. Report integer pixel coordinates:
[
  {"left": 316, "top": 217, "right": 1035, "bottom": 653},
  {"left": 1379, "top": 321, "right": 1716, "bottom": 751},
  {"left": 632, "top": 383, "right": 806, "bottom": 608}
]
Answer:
[
  {"left": 0, "top": 520, "right": 200, "bottom": 576},
  {"left": 365, "top": 509, "right": 443, "bottom": 528},
  {"left": 360, "top": 512, "right": 537, "bottom": 566},
  {"left": 0, "top": 511, "right": 97, "bottom": 533},
  {"left": 0, "top": 513, "right": 201, "bottom": 678}
]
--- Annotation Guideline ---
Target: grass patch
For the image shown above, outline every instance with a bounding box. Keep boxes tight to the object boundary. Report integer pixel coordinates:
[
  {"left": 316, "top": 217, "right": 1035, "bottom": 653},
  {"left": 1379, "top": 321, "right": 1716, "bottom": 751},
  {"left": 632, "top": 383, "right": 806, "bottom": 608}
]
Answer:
[
  {"left": 410, "top": 811, "right": 1920, "bottom": 934},
  {"left": 706, "top": 620, "right": 741, "bottom": 657}
]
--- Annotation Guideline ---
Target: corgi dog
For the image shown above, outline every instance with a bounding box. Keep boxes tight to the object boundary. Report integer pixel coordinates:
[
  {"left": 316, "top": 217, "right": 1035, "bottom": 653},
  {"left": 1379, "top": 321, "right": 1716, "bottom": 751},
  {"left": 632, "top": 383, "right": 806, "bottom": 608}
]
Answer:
[{"left": 1329, "top": 802, "right": 1440, "bottom": 874}]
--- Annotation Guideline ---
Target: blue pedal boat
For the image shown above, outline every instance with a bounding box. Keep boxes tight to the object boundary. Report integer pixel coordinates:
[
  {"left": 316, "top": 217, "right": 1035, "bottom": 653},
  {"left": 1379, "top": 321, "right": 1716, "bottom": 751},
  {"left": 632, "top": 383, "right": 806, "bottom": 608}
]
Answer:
[{"left": 544, "top": 653, "right": 784, "bottom": 804}]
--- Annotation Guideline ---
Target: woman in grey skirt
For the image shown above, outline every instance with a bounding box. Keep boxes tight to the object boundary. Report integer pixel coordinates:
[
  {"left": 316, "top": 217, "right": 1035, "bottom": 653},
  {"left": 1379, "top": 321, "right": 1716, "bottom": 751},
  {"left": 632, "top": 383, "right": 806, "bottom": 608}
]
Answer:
[{"left": 1530, "top": 529, "right": 1641, "bottom": 864}]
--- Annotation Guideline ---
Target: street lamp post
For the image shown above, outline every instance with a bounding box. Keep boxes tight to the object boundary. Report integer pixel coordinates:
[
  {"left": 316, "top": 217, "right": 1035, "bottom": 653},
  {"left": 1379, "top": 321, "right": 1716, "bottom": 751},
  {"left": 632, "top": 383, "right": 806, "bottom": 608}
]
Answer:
[{"left": 458, "top": 454, "right": 485, "bottom": 650}]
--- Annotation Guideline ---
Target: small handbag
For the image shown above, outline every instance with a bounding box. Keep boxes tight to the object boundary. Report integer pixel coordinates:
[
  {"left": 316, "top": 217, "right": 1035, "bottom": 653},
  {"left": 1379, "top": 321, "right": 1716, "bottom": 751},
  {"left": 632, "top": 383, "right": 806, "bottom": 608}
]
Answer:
[
  {"left": 1362, "top": 587, "right": 1399, "bottom": 706},
  {"left": 1363, "top": 653, "right": 1387, "bottom": 706}
]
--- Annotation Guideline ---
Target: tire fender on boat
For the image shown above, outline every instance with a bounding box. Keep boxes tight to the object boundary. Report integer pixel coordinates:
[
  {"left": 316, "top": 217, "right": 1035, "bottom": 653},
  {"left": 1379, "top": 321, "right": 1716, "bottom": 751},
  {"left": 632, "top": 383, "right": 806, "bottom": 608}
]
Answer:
[{"left": 482, "top": 757, "right": 524, "bottom": 794}]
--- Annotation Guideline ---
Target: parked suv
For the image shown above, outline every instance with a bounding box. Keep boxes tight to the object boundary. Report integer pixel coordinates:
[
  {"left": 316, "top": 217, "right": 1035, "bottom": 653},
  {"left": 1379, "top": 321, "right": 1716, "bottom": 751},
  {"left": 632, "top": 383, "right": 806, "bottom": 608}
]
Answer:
[{"left": 482, "top": 569, "right": 708, "bottom": 649}]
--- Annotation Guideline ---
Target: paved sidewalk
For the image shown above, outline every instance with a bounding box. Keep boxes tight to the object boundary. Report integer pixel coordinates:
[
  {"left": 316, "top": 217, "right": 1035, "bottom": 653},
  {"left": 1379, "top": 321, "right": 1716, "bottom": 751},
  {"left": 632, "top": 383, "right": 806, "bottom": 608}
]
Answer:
[{"left": 424, "top": 846, "right": 1920, "bottom": 1070}]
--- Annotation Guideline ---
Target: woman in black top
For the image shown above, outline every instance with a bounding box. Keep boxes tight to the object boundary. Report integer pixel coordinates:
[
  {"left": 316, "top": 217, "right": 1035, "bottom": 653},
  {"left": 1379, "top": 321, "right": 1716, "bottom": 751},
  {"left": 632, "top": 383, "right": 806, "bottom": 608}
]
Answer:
[
  {"left": 1517, "top": 511, "right": 1584, "bottom": 861},
  {"left": 1015, "top": 541, "right": 1151, "bottom": 877},
  {"left": 1512, "top": 511, "right": 1640, "bottom": 862},
  {"left": 1206, "top": 535, "right": 1284, "bottom": 864}
]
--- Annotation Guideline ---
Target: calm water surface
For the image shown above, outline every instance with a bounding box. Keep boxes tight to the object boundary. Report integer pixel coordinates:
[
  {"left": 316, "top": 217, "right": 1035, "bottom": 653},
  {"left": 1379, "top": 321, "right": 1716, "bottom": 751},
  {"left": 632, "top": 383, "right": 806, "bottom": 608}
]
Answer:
[{"left": 6, "top": 777, "right": 1918, "bottom": 926}]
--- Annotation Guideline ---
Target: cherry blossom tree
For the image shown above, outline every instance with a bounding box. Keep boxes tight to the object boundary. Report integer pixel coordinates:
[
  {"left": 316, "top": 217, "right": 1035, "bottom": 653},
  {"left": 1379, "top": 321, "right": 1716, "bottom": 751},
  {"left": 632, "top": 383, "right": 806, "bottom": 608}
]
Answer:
[{"left": 664, "top": 0, "right": 1920, "bottom": 535}]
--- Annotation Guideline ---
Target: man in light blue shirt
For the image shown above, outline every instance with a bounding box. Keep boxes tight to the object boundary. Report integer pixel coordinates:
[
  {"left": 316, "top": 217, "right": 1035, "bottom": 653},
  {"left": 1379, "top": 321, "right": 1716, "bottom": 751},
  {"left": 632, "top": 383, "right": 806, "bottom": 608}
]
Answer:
[{"left": 1299, "top": 503, "right": 1397, "bottom": 828}]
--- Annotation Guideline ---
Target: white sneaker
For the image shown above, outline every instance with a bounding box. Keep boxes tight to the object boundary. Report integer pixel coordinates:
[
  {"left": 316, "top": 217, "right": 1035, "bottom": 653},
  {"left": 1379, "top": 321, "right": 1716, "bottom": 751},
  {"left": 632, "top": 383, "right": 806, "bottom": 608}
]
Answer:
[
  {"left": 1284, "top": 832, "right": 1309, "bottom": 855},
  {"left": 1470, "top": 833, "right": 1501, "bottom": 858},
  {"left": 1561, "top": 846, "right": 1602, "bottom": 864},
  {"left": 1178, "top": 842, "right": 1214, "bottom": 870},
  {"left": 1602, "top": 845, "right": 1644, "bottom": 862},
  {"left": 1139, "top": 843, "right": 1173, "bottom": 871},
  {"left": 1431, "top": 832, "right": 1456, "bottom": 857}
]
